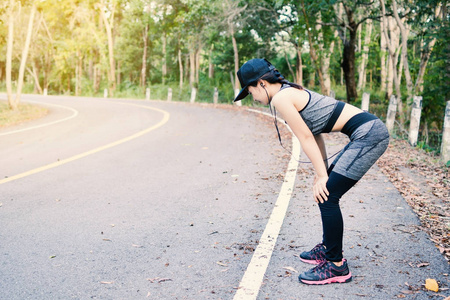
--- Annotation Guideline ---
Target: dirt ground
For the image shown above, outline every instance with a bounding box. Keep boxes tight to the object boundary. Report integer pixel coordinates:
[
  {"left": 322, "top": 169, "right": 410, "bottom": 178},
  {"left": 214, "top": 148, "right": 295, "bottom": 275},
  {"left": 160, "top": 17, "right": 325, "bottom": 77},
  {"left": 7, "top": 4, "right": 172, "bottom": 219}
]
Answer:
[{"left": 376, "top": 138, "right": 449, "bottom": 263}]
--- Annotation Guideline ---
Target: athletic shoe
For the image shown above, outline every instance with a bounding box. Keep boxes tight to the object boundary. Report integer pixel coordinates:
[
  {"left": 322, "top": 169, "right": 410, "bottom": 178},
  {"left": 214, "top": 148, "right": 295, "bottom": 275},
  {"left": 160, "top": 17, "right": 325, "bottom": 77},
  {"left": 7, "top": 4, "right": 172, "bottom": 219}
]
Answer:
[
  {"left": 299, "top": 259, "right": 352, "bottom": 285},
  {"left": 299, "top": 243, "right": 326, "bottom": 264}
]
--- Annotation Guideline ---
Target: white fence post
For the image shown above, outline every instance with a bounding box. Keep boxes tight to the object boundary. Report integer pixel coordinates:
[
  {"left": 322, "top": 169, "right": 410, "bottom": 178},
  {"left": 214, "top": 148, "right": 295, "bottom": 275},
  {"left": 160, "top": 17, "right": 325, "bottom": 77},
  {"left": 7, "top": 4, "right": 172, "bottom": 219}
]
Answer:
[
  {"left": 361, "top": 92, "right": 370, "bottom": 111},
  {"left": 190, "top": 87, "right": 197, "bottom": 103},
  {"left": 408, "top": 96, "right": 423, "bottom": 147},
  {"left": 386, "top": 95, "right": 397, "bottom": 135},
  {"left": 146, "top": 88, "right": 150, "bottom": 101},
  {"left": 103, "top": 89, "right": 108, "bottom": 98},
  {"left": 441, "top": 101, "right": 450, "bottom": 164},
  {"left": 234, "top": 89, "right": 242, "bottom": 106},
  {"left": 167, "top": 88, "right": 172, "bottom": 101},
  {"left": 213, "top": 87, "right": 219, "bottom": 104}
]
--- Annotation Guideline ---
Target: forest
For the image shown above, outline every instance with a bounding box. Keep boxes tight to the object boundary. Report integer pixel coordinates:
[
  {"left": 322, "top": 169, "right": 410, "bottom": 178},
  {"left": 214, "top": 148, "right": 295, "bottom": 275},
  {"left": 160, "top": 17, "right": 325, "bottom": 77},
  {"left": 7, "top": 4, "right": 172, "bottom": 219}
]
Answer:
[{"left": 1, "top": 0, "right": 448, "bottom": 152}]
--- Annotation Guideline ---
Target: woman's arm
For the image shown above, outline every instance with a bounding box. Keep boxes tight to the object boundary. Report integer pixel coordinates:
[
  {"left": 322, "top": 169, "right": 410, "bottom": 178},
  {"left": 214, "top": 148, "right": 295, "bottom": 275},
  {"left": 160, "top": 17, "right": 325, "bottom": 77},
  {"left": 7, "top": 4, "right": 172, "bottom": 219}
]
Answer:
[
  {"left": 271, "top": 92, "right": 329, "bottom": 203},
  {"left": 314, "top": 134, "right": 328, "bottom": 170}
]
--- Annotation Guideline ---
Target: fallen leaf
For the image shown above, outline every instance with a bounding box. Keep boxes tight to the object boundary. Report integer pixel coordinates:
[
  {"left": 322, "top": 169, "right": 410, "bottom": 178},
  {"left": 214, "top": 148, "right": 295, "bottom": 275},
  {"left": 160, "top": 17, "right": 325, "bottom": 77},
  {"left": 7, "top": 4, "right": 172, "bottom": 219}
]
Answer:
[
  {"left": 425, "top": 278, "right": 439, "bottom": 292},
  {"left": 216, "top": 261, "right": 228, "bottom": 267},
  {"left": 147, "top": 277, "right": 172, "bottom": 283},
  {"left": 417, "top": 262, "right": 429, "bottom": 268},
  {"left": 283, "top": 266, "right": 298, "bottom": 273}
]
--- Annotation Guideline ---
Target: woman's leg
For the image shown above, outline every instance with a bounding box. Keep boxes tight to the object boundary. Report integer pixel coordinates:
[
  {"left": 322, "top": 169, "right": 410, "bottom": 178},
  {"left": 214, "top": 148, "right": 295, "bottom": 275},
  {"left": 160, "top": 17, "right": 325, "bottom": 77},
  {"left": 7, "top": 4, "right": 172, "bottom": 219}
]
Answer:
[
  {"left": 319, "top": 119, "right": 389, "bottom": 262},
  {"left": 318, "top": 171, "right": 357, "bottom": 262}
]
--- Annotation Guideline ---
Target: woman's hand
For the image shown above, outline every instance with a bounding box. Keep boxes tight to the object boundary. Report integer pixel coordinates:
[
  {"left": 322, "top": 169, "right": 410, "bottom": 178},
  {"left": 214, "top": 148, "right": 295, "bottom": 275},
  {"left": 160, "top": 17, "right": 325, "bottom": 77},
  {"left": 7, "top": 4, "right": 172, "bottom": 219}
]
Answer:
[{"left": 313, "top": 175, "right": 329, "bottom": 203}]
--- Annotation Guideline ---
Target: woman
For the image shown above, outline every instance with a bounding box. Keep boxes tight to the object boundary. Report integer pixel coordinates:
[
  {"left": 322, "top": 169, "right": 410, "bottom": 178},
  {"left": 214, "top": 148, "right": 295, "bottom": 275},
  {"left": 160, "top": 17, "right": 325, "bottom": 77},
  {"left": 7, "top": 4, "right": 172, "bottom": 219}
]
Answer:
[{"left": 234, "top": 58, "right": 389, "bottom": 285}]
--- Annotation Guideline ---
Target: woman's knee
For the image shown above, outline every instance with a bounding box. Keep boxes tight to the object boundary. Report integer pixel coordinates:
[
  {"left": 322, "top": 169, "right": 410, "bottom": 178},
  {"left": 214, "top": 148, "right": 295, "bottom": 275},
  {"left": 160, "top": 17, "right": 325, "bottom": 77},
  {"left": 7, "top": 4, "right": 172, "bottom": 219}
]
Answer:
[{"left": 326, "top": 171, "right": 358, "bottom": 199}]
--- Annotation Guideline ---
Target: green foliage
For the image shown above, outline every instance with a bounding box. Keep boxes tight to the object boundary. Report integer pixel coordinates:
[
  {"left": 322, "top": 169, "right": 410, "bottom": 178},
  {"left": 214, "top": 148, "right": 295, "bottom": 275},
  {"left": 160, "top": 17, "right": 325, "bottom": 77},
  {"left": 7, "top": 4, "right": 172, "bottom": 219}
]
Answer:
[
  {"left": 421, "top": 23, "right": 449, "bottom": 131},
  {"left": 0, "top": 0, "right": 448, "bottom": 157}
]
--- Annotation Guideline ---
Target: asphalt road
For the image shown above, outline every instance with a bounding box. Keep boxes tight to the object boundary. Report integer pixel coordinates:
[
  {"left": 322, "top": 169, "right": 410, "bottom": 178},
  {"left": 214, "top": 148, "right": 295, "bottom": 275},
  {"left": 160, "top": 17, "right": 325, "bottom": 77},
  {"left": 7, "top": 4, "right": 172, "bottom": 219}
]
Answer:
[{"left": 0, "top": 94, "right": 448, "bottom": 300}]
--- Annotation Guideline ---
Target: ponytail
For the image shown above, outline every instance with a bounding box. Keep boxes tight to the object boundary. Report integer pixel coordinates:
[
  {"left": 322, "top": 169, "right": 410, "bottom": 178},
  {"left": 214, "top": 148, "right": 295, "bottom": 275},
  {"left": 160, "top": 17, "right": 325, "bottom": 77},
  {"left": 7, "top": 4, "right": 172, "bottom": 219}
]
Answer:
[{"left": 260, "top": 69, "right": 303, "bottom": 90}]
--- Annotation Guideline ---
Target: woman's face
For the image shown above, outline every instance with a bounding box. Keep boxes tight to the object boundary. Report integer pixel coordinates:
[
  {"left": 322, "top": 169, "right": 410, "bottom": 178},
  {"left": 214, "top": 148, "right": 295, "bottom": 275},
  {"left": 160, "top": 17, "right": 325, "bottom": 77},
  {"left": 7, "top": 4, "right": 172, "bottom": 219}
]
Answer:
[{"left": 248, "top": 83, "right": 269, "bottom": 105}]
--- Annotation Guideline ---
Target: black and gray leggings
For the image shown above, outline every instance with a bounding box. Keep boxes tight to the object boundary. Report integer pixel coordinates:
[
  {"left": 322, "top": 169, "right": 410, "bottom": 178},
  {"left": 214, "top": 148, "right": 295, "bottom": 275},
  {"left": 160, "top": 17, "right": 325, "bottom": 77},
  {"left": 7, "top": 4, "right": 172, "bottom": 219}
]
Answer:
[{"left": 319, "top": 112, "right": 390, "bottom": 262}]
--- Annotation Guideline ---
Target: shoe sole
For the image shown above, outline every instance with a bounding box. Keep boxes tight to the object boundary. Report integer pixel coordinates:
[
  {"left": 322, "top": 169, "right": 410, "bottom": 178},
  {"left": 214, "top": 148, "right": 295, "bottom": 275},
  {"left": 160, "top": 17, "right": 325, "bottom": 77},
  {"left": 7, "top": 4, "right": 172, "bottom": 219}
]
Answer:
[
  {"left": 299, "top": 258, "right": 324, "bottom": 265},
  {"left": 299, "top": 272, "right": 352, "bottom": 285}
]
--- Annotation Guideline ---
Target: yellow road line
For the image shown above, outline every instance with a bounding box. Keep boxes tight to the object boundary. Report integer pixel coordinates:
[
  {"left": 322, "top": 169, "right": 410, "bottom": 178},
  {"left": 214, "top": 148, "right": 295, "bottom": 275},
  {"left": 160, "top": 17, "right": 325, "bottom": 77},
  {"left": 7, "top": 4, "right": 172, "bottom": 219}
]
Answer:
[
  {"left": 0, "top": 101, "right": 79, "bottom": 136},
  {"left": 234, "top": 109, "right": 301, "bottom": 300},
  {"left": 0, "top": 103, "right": 170, "bottom": 185}
]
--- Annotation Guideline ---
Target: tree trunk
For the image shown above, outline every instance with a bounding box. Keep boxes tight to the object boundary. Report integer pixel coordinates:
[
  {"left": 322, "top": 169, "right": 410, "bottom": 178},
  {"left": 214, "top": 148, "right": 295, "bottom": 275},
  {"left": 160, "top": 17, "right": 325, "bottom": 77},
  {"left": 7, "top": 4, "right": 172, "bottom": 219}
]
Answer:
[
  {"left": 116, "top": 60, "right": 121, "bottom": 87},
  {"left": 189, "top": 50, "right": 195, "bottom": 88},
  {"left": 300, "top": 0, "right": 326, "bottom": 94},
  {"left": 415, "top": 37, "right": 437, "bottom": 93},
  {"left": 392, "top": 0, "right": 413, "bottom": 104},
  {"left": 317, "top": 12, "right": 333, "bottom": 96},
  {"left": 231, "top": 25, "right": 239, "bottom": 91},
  {"left": 94, "top": 65, "right": 101, "bottom": 93},
  {"left": 195, "top": 42, "right": 201, "bottom": 84},
  {"left": 341, "top": 4, "right": 358, "bottom": 102},
  {"left": 380, "top": 20, "right": 387, "bottom": 92},
  {"left": 100, "top": 1, "right": 116, "bottom": 96},
  {"left": 308, "top": 71, "right": 315, "bottom": 87},
  {"left": 381, "top": 0, "right": 404, "bottom": 124},
  {"left": 162, "top": 33, "right": 167, "bottom": 85},
  {"left": 178, "top": 48, "right": 183, "bottom": 89},
  {"left": 26, "top": 63, "right": 43, "bottom": 94},
  {"left": 285, "top": 52, "right": 295, "bottom": 81},
  {"left": 296, "top": 45, "right": 303, "bottom": 86},
  {"left": 15, "top": 2, "right": 37, "bottom": 106},
  {"left": 6, "top": 0, "right": 15, "bottom": 109},
  {"left": 357, "top": 19, "right": 373, "bottom": 89},
  {"left": 184, "top": 54, "right": 189, "bottom": 82},
  {"left": 140, "top": 24, "right": 148, "bottom": 88},
  {"left": 208, "top": 45, "right": 214, "bottom": 79},
  {"left": 342, "top": 38, "right": 357, "bottom": 102},
  {"left": 75, "top": 50, "right": 82, "bottom": 96},
  {"left": 322, "top": 30, "right": 337, "bottom": 96},
  {"left": 88, "top": 58, "right": 94, "bottom": 81}
]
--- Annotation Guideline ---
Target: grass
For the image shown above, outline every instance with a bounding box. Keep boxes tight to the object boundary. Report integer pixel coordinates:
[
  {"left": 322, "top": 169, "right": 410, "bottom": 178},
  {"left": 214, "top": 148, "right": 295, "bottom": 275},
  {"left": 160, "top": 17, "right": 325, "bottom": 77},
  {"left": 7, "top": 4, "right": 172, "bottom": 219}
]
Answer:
[{"left": 0, "top": 100, "right": 48, "bottom": 128}]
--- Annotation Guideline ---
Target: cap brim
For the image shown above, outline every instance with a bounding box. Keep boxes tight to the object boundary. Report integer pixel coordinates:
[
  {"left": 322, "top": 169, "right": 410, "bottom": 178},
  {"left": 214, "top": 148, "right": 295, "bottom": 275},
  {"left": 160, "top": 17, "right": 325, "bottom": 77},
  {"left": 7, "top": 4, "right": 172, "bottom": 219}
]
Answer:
[{"left": 234, "top": 87, "right": 248, "bottom": 102}]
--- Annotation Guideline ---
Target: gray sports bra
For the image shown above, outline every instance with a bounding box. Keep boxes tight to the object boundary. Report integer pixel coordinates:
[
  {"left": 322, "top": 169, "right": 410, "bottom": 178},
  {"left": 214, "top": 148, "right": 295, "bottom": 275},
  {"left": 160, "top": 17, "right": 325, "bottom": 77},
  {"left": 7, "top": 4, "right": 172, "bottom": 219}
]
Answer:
[{"left": 280, "top": 84, "right": 344, "bottom": 135}]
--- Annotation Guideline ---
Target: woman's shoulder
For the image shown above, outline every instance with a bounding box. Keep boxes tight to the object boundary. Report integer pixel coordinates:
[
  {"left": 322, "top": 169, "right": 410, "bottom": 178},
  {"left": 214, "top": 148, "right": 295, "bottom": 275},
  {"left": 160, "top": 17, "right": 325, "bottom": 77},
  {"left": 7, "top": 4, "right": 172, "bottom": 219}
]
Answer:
[
  {"left": 275, "top": 87, "right": 309, "bottom": 101},
  {"left": 273, "top": 87, "right": 309, "bottom": 111}
]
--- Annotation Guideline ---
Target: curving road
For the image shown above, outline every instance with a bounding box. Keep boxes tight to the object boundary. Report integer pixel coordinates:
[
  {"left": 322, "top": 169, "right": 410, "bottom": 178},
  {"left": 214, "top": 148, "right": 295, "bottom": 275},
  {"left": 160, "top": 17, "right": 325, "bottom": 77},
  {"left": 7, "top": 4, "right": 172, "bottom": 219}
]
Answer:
[
  {"left": 1, "top": 94, "right": 448, "bottom": 299},
  {"left": 0, "top": 94, "right": 294, "bottom": 299}
]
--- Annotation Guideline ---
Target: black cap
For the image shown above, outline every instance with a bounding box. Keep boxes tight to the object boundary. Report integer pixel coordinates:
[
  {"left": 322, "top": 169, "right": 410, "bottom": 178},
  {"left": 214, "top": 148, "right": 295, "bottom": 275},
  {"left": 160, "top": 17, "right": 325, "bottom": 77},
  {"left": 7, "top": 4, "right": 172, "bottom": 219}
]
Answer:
[{"left": 234, "top": 58, "right": 275, "bottom": 102}]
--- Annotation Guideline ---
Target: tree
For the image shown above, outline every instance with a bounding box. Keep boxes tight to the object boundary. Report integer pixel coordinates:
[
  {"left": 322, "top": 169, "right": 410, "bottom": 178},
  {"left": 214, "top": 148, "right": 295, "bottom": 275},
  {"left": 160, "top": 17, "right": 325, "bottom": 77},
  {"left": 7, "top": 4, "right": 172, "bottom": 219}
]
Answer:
[
  {"left": 5, "top": 0, "right": 14, "bottom": 108},
  {"left": 220, "top": 0, "right": 247, "bottom": 92},
  {"left": 357, "top": 19, "right": 373, "bottom": 89},
  {"left": 6, "top": 0, "right": 37, "bottom": 110},
  {"left": 98, "top": 0, "right": 117, "bottom": 96},
  {"left": 380, "top": 0, "right": 404, "bottom": 122}
]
